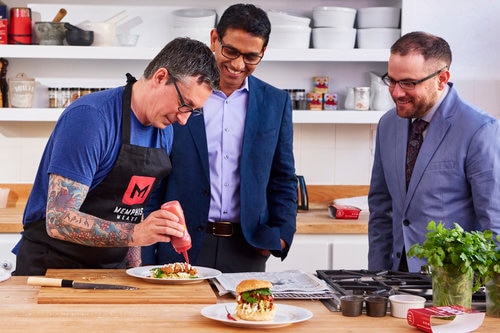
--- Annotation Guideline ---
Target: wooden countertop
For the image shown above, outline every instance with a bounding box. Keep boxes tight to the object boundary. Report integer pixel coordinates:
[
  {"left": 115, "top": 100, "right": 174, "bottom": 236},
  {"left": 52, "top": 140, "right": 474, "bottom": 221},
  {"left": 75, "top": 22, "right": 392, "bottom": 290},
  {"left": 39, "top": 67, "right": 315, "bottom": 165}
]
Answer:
[
  {"left": 0, "top": 184, "right": 369, "bottom": 234},
  {"left": 1, "top": 274, "right": 497, "bottom": 333},
  {"left": 0, "top": 206, "right": 368, "bottom": 234}
]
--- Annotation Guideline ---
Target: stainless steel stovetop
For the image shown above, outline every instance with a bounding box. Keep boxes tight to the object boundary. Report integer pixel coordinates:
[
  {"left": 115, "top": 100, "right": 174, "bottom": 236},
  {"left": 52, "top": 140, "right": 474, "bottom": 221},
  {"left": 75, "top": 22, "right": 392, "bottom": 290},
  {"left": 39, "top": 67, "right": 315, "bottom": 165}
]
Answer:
[{"left": 316, "top": 269, "right": 486, "bottom": 312}]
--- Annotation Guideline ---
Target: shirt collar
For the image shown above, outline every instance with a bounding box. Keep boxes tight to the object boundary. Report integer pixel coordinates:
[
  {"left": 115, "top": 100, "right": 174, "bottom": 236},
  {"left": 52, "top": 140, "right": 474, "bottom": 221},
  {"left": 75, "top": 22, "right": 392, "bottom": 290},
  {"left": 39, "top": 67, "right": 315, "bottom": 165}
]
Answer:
[{"left": 421, "top": 84, "right": 450, "bottom": 123}]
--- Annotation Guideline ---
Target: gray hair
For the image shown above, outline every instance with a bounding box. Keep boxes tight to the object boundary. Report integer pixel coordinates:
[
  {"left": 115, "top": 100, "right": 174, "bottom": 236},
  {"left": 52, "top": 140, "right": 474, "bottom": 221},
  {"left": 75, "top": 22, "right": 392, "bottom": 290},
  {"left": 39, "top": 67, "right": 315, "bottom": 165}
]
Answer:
[{"left": 143, "top": 37, "right": 219, "bottom": 89}]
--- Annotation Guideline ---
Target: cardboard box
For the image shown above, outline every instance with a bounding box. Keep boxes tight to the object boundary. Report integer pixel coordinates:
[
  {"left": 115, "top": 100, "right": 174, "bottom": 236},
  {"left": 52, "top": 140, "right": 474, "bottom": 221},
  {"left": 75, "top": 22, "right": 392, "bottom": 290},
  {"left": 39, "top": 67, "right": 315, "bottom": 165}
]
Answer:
[
  {"left": 328, "top": 204, "right": 361, "bottom": 219},
  {"left": 407, "top": 305, "right": 484, "bottom": 333}
]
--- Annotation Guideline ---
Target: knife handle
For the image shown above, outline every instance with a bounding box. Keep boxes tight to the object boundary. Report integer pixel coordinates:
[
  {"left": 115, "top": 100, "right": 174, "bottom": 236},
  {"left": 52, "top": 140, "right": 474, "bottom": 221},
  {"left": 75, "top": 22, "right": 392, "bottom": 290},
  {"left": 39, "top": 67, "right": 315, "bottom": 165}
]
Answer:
[{"left": 27, "top": 277, "right": 73, "bottom": 287}]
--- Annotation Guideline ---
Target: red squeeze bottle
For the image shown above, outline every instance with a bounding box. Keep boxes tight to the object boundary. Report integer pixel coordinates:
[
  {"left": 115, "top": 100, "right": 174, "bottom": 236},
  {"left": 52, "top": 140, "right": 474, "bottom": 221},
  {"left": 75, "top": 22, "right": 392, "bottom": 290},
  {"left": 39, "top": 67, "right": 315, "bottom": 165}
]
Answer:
[{"left": 161, "top": 200, "right": 192, "bottom": 264}]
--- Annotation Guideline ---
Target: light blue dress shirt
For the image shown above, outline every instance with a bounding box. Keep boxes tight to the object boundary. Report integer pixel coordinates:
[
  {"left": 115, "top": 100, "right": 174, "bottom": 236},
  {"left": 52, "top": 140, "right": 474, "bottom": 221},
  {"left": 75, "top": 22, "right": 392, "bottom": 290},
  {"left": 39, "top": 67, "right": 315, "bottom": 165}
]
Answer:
[{"left": 203, "top": 78, "right": 249, "bottom": 223}]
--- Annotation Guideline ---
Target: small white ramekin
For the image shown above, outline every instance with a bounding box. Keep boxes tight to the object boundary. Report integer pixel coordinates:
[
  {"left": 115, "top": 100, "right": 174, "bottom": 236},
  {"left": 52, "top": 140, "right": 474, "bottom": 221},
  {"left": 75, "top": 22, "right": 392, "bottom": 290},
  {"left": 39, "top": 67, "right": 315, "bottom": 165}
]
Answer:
[{"left": 388, "top": 295, "right": 426, "bottom": 318}]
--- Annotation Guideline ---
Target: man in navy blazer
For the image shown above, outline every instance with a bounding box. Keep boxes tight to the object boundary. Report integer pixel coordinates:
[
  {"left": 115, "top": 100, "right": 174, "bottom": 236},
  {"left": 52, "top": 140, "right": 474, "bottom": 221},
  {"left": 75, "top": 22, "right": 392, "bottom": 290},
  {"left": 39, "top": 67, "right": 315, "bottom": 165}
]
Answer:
[
  {"left": 368, "top": 31, "right": 500, "bottom": 272},
  {"left": 142, "top": 4, "right": 297, "bottom": 272}
]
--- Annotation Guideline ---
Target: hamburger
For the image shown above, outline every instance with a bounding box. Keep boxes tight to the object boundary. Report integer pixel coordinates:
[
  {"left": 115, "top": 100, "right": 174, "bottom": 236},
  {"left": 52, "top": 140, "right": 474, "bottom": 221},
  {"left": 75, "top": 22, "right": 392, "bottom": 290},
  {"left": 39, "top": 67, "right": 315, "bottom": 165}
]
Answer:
[{"left": 235, "top": 279, "right": 275, "bottom": 321}]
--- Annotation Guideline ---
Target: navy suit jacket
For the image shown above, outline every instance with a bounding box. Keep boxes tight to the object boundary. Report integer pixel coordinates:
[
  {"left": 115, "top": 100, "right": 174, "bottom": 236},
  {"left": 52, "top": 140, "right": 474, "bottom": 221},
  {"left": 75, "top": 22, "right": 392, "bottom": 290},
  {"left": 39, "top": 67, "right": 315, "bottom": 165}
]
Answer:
[
  {"left": 143, "top": 75, "right": 297, "bottom": 265},
  {"left": 368, "top": 83, "right": 500, "bottom": 272}
]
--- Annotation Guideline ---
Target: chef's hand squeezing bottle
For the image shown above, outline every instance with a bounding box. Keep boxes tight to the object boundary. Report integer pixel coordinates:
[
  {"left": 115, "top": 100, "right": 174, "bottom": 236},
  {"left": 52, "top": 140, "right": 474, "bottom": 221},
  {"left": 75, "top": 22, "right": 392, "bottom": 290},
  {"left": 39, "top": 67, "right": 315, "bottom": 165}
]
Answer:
[{"left": 161, "top": 200, "right": 192, "bottom": 264}]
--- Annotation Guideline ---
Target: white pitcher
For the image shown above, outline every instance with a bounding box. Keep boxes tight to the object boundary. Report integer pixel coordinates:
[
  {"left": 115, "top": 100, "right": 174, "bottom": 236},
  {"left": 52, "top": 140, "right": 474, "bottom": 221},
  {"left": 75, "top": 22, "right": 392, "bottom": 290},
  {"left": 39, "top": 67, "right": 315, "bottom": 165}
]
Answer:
[{"left": 369, "top": 72, "right": 395, "bottom": 111}]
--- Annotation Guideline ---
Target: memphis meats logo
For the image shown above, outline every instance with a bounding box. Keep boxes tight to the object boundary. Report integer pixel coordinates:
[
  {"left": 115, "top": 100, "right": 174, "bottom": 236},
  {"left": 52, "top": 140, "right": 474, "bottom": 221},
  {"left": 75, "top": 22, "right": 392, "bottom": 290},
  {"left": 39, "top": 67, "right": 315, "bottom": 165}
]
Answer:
[{"left": 113, "top": 175, "right": 156, "bottom": 222}]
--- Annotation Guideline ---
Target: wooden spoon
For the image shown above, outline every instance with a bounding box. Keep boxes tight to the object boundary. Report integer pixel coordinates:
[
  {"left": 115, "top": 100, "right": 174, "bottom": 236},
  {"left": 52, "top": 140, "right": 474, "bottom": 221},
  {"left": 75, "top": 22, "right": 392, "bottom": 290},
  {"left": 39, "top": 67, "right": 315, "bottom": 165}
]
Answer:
[{"left": 52, "top": 8, "right": 67, "bottom": 23}]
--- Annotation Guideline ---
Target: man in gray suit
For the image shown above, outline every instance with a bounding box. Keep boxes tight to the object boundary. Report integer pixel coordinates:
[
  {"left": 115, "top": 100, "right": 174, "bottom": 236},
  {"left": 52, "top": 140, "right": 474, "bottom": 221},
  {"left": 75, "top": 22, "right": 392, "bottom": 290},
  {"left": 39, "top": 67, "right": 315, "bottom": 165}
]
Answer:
[
  {"left": 142, "top": 4, "right": 297, "bottom": 272},
  {"left": 368, "top": 31, "right": 500, "bottom": 272}
]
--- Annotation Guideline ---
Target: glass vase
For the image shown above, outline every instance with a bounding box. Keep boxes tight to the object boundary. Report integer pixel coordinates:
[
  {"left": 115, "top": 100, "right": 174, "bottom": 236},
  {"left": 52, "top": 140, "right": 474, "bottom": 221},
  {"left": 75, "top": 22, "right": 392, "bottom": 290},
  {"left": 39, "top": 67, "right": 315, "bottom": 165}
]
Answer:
[
  {"left": 486, "top": 273, "right": 500, "bottom": 317},
  {"left": 431, "top": 266, "right": 473, "bottom": 308}
]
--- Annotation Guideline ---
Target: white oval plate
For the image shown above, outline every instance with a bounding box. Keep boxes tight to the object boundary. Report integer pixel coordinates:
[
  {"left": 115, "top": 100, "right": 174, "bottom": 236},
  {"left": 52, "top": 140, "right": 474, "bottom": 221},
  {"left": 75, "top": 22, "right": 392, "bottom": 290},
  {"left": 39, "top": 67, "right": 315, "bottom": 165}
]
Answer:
[
  {"left": 126, "top": 265, "right": 221, "bottom": 284},
  {"left": 201, "top": 303, "right": 313, "bottom": 328}
]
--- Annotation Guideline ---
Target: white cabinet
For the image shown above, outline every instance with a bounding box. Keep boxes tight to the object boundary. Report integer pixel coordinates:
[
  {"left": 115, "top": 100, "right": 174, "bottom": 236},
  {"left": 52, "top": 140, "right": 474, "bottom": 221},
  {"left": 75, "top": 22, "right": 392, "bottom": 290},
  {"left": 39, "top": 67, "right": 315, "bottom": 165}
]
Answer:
[
  {"left": 0, "top": 234, "right": 20, "bottom": 274},
  {"left": 266, "top": 234, "right": 368, "bottom": 273}
]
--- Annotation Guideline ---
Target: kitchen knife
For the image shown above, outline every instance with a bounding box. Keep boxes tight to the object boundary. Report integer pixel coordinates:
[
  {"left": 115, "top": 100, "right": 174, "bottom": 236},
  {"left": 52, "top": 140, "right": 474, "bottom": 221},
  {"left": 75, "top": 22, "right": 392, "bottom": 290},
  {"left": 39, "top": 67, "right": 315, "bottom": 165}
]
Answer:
[{"left": 27, "top": 277, "right": 138, "bottom": 290}]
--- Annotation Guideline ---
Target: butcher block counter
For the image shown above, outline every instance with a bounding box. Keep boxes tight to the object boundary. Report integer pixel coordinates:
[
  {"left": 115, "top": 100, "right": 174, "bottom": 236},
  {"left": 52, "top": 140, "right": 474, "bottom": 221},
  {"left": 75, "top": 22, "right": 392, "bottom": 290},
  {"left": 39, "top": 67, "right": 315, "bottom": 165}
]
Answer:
[
  {"left": 1, "top": 272, "right": 497, "bottom": 333},
  {"left": 0, "top": 184, "right": 370, "bottom": 234}
]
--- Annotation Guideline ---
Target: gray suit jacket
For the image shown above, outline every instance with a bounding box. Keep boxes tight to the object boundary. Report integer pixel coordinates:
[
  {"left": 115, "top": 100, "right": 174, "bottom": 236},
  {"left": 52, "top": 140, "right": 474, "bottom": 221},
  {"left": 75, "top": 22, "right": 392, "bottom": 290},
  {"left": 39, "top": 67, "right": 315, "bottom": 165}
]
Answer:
[{"left": 368, "top": 83, "right": 500, "bottom": 272}]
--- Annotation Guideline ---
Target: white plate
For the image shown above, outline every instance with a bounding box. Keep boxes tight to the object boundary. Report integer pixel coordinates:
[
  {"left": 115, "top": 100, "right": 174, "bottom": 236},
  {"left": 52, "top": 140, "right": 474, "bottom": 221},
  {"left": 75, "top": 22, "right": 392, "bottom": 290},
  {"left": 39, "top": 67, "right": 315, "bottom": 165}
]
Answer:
[
  {"left": 126, "top": 265, "right": 221, "bottom": 284},
  {"left": 201, "top": 303, "right": 313, "bottom": 328}
]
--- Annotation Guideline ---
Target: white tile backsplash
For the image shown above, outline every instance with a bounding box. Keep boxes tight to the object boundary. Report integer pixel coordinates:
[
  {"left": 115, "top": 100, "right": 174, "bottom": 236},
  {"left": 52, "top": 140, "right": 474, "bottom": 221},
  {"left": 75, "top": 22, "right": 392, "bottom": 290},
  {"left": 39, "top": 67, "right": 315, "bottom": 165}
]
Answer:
[{"left": 1, "top": 80, "right": 499, "bottom": 185}]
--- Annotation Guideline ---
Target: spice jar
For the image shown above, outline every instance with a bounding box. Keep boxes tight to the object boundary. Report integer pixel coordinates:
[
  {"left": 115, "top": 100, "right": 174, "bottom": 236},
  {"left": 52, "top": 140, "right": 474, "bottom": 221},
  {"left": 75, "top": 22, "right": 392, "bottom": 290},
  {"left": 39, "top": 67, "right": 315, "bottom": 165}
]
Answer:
[
  {"left": 48, "top": 87, "right": 58, "bottom": 108},
  {"left": 354, "top": 87, "right": 370, "bottom": 111}
]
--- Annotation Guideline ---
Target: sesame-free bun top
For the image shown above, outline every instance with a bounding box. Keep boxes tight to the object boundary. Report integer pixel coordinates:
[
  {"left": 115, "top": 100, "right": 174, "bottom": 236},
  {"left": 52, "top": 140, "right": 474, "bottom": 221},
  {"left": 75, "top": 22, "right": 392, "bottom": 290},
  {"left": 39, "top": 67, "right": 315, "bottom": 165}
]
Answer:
[{"left": 236, "top": 279, "right": 272, "bottom": 294}]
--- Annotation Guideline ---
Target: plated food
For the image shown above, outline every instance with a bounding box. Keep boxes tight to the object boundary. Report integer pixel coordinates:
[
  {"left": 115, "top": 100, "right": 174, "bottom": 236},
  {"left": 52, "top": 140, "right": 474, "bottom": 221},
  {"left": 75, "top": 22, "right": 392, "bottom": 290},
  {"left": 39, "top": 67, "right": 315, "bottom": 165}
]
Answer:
[
  {"left": 149, "top": 262, "right": 198, "bottom": 279},
  {"left": 126, "top": 265, "right": 221, "bottom": 284},
  {"left": 235, "top": 279, "right": 275, "bottom": 321}
]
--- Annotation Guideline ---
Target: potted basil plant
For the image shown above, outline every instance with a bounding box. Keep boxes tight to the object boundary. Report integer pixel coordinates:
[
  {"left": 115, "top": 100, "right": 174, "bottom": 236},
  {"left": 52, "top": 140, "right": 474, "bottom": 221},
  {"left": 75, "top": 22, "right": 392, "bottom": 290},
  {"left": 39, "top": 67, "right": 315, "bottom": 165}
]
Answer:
[{"left": 407, "top": 221, "right": 498, "bottom": 309}]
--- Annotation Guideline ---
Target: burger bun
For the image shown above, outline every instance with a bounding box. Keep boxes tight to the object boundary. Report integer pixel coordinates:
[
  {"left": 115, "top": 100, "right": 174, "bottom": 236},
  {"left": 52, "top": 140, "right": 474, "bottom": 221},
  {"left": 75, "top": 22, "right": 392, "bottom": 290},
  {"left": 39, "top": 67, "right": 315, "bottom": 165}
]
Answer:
[
  {"left": 236, "top": 306, "right": 275, "bottom": 321},
  {"left": 236, "top": 279, "right": 272, "bottom": 294}
]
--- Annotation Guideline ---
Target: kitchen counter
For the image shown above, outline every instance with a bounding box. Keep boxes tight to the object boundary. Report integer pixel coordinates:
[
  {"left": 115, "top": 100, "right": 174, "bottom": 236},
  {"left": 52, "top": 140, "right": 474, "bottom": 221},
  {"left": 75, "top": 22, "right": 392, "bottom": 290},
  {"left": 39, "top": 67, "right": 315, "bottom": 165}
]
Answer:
[
  {"left": 1, "top": 274, "right": 497, "bottom": 332},
  {"left": 0, "top": 206, "right": 368, "bottom": 234}
]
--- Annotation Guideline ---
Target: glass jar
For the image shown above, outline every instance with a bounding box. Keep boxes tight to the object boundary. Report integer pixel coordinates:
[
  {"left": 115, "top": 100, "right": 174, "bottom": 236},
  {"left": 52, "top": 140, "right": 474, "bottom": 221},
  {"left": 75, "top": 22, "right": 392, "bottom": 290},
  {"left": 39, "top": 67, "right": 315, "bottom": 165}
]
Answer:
[
  {"left": 354, "top": 87, "right": 370, "bottom": 111},
  {"left": 48, "top": 87, "right": 58, "bottom": 108},
  {"left": 431, "top": 266, "right": 473, "bottom": 308}
]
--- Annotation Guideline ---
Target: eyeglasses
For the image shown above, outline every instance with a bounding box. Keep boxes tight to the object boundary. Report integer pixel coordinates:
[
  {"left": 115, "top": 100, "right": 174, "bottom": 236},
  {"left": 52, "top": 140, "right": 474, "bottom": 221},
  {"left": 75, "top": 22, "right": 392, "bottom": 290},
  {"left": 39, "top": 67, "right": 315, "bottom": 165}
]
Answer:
[
  {"left": 172, "top": 79, "right": 203, "bottom": 116},
  {"left": 381, "top": 66, "right": 448, "bottom": 90},
  {"left": 219, "top": 39, "right": 263, "bottom": 65}
]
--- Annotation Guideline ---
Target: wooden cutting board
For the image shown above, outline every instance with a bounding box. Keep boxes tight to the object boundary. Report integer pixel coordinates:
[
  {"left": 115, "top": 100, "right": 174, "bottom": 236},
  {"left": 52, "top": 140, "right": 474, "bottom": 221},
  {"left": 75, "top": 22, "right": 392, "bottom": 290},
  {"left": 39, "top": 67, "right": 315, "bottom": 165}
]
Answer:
[{"left": 36, "top": 269, "right": 217, "bottom": 304}]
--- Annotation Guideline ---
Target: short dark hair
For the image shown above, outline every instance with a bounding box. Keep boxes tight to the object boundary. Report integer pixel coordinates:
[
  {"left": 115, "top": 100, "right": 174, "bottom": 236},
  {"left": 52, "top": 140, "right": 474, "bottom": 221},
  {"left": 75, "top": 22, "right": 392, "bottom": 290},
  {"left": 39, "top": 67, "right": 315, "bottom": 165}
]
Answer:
[
  {"left": 143, "top": 37, "right": 219, "bottom": 90},
  {"left": 391, "top": 31, "right": 452, "bottom": 69},
  {"left": 216, "top": 3, "right": 271, "bottom": 47}
]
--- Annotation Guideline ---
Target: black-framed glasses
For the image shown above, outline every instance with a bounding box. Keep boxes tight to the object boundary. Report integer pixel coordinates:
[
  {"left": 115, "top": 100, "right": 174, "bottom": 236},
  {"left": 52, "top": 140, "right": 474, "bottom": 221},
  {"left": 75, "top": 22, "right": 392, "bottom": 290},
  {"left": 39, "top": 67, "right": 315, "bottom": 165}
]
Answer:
[
  {"left": 172, "top": 79, "right": 203, "bottom": 116},
  {"left": 219, "top": 39, "right": 263, "bottom": 65},
  {"left": 381, "top": 66, "right": 448, "bottom": 90}
]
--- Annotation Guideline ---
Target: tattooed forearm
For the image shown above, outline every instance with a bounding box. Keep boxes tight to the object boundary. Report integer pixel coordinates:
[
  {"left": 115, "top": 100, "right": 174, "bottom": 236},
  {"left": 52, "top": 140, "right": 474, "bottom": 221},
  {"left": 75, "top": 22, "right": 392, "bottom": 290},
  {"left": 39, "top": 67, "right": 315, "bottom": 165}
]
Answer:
[{"left": 46, "top": 174, "right": 135, "bottom": 247}]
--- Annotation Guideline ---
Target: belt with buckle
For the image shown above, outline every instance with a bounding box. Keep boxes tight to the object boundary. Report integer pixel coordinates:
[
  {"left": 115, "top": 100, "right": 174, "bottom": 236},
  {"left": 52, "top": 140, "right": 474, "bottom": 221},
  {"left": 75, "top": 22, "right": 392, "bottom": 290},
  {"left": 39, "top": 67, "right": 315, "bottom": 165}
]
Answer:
[{"left": 206, "top": 221, "right": 241, "bottom": 237}]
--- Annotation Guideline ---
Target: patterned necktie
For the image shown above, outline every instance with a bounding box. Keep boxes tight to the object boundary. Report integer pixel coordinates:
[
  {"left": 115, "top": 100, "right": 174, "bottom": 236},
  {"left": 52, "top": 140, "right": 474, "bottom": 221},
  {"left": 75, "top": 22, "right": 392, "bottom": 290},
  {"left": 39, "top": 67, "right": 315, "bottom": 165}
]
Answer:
[{"left": 406, "top": 119, "right": 429, "bottom": 189}]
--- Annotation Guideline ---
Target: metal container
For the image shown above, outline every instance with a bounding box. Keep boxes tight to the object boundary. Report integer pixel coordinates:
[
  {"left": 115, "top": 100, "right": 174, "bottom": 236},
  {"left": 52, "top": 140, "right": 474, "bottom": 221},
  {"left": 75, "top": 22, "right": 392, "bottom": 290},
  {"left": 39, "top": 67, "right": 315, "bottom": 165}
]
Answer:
[
  {"left": 9, "top": 7, "right": 32, "bottom": 44},
  {"left": 8, "top": 73, "right": 35, "bottom": 108}
]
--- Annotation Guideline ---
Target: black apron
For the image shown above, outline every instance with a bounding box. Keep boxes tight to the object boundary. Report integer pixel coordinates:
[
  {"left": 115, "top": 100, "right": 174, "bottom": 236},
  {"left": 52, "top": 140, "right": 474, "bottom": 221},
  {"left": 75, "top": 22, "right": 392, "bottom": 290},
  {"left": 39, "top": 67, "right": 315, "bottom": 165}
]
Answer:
[{"left": 16, "top": 74, "right": 172, "bottom": 275}]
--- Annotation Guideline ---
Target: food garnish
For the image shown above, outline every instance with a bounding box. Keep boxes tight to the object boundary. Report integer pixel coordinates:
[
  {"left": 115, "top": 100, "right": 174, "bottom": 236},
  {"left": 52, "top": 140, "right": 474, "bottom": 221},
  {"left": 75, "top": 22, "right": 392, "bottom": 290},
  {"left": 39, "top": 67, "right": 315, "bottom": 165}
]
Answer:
[{"left": 149, "top": 262, "right": 198, "bottom": 279}]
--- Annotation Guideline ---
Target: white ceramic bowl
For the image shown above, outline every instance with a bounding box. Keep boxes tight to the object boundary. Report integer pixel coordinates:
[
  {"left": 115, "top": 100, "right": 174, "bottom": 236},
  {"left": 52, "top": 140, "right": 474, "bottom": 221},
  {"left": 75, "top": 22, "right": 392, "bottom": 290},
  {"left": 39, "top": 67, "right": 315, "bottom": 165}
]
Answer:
[
  {"left": 267, "top": 25, "right": 311, "bottom": 49},
  {"left": 171, "top": 8, "right": 216, "bottom": 28},
  {"left": 267, "top": 10, "right": 311, "bottom": 27},
  {"left": 389, "top": 295, "right": 426, "bottom": 319},
  {"left": 312, "top": 27, "right": 356, "bottom": 49},
  {"left": 357, "top": 28, "right": 401, "bottom": 49},
  {"left": 357, "top": 7, "right": 401, "bottom": 28},
  {"left": 117, "top": 34, "right": 139, "bottom": 47},
  {"left": 312, "top": 6, "right": 357, "bottom": 28},
  {"left": 170, "top": 27, "right": 212, "bottom": 46}
]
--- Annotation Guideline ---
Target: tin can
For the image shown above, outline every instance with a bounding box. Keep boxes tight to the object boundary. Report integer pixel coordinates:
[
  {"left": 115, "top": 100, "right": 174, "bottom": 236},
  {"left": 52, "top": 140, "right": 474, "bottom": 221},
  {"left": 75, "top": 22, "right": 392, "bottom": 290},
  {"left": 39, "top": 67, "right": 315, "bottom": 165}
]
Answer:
[
  {"left": 354, "top": 87, "right": 370, "bottom": 110},
  {"left": 323, "top": 93, "right": 338, "bottom": 110},
  {"left": 8, "top": 72, "right": 35, "bottom": 108},
  {"left": 313, "top": 76, "right": 329, "bottom": 94},
  {"left": 307, "top": 92, "right": 323, "bottom": 110},
  {"left": 9, "top": 7, "right": 32, "bottom": 45}
]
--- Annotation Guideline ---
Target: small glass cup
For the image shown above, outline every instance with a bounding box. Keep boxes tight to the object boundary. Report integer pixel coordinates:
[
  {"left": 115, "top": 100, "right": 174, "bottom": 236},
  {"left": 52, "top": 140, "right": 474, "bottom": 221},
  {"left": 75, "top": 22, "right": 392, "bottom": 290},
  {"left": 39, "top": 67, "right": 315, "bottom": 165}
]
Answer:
[{"left": 340, "top": 295, "right": 364, "bottom": 317}]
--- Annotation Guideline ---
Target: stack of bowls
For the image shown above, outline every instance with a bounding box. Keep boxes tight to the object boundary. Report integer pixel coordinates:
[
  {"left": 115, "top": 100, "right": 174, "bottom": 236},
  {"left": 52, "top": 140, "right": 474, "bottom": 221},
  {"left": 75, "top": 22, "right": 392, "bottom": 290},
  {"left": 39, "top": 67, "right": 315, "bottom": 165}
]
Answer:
[
  {"left": 170, "top": 8, "right": 217, "bottom": 45},
  {"left": 311, "top": 7, "right": 357, "bottom": 49},
  {"left": 356, "top": 7, "right": 401, "bottom": 49},
  {"left": 266, "top": 10, "right": 311, "bottom": 49}
]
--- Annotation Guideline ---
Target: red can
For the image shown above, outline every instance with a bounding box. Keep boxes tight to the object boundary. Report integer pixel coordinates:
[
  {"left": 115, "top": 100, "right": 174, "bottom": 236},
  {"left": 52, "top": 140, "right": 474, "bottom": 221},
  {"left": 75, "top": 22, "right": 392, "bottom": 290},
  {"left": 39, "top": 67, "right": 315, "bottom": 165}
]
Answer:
[{"left": 9, "top": 7, "right": 32, "bottom": 45}]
